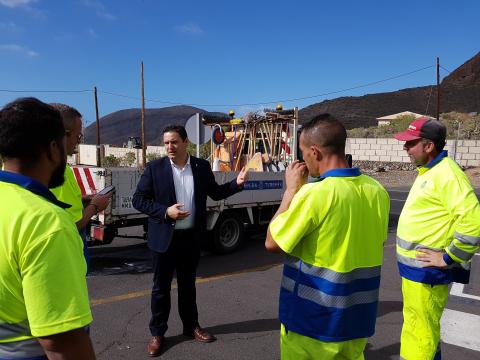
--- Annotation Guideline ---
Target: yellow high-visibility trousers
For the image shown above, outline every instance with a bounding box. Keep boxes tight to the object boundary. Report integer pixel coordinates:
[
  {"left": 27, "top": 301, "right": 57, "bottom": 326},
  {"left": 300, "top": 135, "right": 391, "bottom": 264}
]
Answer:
[
  {"left": 280, "top": 324, "right": 368, "bottom": 360},
  {"left": 400, "top": 277, "right": 449, "bottom": 360}
]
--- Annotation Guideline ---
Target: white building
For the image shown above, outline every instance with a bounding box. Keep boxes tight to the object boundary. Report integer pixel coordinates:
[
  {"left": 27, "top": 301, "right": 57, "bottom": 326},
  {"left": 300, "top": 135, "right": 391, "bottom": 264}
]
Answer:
[{"left": 376, "top": 111, "right": 428, "bottom": 126}]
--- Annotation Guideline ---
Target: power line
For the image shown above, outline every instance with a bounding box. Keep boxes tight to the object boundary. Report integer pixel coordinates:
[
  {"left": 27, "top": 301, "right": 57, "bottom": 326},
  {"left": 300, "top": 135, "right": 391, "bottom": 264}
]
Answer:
[
  {"left": 0, "top": 89, "right": 91, "bottom": 93},
  {"left": 99, "top": 64, "right": 435, "bottom": 107},
  {"left": 440, "top": 65, "right": 452, "bottom": 74},
  {"left": 1, "top": 64, "right": 435, "bottom": 108}
]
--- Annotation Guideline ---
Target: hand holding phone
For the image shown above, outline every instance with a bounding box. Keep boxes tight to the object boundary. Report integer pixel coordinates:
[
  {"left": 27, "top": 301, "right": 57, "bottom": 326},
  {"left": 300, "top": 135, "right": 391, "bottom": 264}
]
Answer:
[{"left": 97, "top": 185, "right": 115, "bottom": 195}]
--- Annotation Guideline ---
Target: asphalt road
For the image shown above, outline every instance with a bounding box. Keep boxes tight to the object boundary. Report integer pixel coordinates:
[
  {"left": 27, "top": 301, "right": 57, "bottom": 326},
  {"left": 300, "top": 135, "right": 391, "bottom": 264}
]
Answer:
[{"left": 86, "top": 188, "right": 480, "bottom": 359}]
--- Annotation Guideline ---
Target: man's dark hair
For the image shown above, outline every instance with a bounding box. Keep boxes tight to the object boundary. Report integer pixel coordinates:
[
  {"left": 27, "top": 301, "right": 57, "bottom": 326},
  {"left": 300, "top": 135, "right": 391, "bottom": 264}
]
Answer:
[
  {"left": 301, "top": 113, "right": 347, "bottom": 154},
  {"left": 423, "top": 138, "right": 446, "bottom": 152},
  {"left": 49, "top": 103, "right": 82, "bottom": 129},
  {"left": 163, "top": 125, "right": 188, "bottom": 141},
  {"left": 0, "top": 97, "right": 65, "bottom": 165}
]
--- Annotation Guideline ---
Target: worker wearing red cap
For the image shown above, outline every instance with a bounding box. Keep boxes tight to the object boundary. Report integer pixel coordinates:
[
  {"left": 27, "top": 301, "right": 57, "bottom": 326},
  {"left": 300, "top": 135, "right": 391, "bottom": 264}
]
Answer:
[{"left": 394, "top": 117, "right": 480, "bottom": 359}]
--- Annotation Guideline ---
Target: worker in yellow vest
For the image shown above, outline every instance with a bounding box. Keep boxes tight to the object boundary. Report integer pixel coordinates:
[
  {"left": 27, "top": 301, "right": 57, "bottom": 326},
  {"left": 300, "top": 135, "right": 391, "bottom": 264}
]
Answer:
[
  {"left": 394, "top": 117, "right": 480, "bottom": 360},
  {"left": 50, "top": 103, "right": 111, "bottom": 272},
  {"left": 266, "top": 113, "right": 390, "bottom": 359},
  {"left": 0, "top": 98, "right": 95, "bottom": 359}
]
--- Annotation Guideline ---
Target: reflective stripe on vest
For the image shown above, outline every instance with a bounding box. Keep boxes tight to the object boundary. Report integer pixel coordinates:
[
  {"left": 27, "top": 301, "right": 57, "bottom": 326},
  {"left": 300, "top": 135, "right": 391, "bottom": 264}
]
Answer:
[
  {"left": 279, "top": 255, "right": 381, "bottom": 342},
  {"left": 0, "top": 321, "right": 44, "bottom": 360},
  {"left": 0, "top": 338, "right": 45, "bottom": 359},
  {"left": 448, "top": 242, "right": 474, "bottom": 261},
  {"left": 396, "top": 236, "right": 442, "bottom": 252},
  {"left": 455, "top": 231, "right": 480, "bottom": 246}
]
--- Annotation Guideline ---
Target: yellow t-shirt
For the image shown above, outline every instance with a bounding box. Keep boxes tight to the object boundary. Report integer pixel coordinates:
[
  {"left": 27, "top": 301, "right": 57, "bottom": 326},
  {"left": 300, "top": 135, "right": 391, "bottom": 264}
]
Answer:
[
  {"left": 0, "top": 177, "right": 92, "bottom": 343},
  {"left": 270, "top": 174, "right": 390, "bottom": 271},
  {"left": 51, "top": 166, "right": 83, "bottom": 224}
]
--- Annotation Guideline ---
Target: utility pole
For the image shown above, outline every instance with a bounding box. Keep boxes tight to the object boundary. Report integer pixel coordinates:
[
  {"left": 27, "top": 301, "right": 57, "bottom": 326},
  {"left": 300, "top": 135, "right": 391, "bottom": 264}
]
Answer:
[
  {"left": 141, "top": 61, "right": 146, "bottom": 168},
  {"left": 436, "top": 57, "right": 440, "bottom": 121},
  {"left": 94, "top": 86, "right": 101, "bottom": 166}
]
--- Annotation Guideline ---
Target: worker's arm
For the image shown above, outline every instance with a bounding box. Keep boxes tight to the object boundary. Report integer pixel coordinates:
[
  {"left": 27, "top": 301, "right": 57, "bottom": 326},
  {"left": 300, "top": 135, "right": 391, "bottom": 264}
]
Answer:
[
  {"left": 417, "top": 175, "right": 480, "bottom": 268},
  {"left": 38, "top": 328, "right": 96, "bottom": 360},
  {"left": 265, "top": 161, "right": 308, "bottom": 253},
  {"left": 265, "top": 189, "right": 297, "bottom": 252},
  {"left": 76, "top": 193, "right": 112, "bottom": 230}
]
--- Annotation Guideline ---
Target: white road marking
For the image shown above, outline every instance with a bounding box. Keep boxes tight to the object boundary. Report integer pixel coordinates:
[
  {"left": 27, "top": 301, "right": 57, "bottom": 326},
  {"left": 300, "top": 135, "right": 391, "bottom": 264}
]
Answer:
[
  {"left": 390, "top": 198, "right": 406, "bottom": 202},
  {"left": 441, "top": 309, "right": 480, "bottom": 352},
  {"left": 450, "top": 282, "right": 480, "bottom": 301},
  {"left": 449, "top": 253, "right": 480, "bottom": 300}
]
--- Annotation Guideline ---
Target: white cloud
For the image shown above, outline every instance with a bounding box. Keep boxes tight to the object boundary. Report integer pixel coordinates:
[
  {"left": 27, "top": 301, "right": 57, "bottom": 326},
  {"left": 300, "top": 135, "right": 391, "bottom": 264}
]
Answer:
[
  {"left": 87, "top": 28, "right": 97, "bottom": 38},
  {"left": 82, "top": 0, "right": 116, "bottom": 20},
  {"left": 175, "top": 23, "right": 205, "bottom": 35},
  {"left": 0, "top": 0, "right": 36, "bottom": 7},
  {"left": 0, "top": 21, "right": 20, "bottom": 32},
  {"left": 0, "top": 44, "right": 38, "bottom": 57}
]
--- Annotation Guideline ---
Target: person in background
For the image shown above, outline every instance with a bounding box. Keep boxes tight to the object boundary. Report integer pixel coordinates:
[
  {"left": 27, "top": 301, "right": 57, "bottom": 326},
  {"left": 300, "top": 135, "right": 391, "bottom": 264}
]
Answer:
[
  {"left": 266, "top": 114, "right": 390, "bottom": 360},
  {"left": 0, "top": 97, "right": 95, "bottom": 360},
  {"left": 132, "top": 125, "right": 248, "bottom": 357},
  {"left": 49, "top": 103, "right": 111, "bottom": 271},
  {"left": 394, "top": 117, "right": 480, "bottom": 360}
]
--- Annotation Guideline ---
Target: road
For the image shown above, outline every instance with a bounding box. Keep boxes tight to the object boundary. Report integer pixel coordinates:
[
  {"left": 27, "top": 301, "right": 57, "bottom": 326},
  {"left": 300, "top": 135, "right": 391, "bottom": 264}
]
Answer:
[{"left": 86, "top": 188, "right": 480, "bottom": 359}]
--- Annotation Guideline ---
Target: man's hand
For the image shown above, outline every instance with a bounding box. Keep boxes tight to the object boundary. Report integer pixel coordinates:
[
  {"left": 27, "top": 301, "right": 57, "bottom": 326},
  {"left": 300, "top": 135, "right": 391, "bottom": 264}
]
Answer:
[
  {"left": 236, "top": 166, "right": 249, "bottom": 186},
  {"left": 166, "top": 203, "right": 190, "bottom": 220},
  {"left": 285, "top": 160, "right": 308, "bottom": 193},
  {"left": 90, "top": 193, "right": 113, "bottom": 212},
  {"left": 416, "top": 248, "right": 448, "bottom": 268}
]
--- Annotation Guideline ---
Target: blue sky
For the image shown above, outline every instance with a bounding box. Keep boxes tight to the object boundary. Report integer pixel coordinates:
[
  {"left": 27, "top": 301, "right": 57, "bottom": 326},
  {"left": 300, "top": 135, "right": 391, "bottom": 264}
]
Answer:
[{"left": 1, "top": 0, "right": 479, "bottom": 125}]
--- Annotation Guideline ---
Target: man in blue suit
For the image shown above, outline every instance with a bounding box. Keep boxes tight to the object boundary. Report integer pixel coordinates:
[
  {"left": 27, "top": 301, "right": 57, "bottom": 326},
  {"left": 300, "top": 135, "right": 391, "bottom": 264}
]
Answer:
[{"left": 132, "top": 125, "right": 248, "bottom": 357}]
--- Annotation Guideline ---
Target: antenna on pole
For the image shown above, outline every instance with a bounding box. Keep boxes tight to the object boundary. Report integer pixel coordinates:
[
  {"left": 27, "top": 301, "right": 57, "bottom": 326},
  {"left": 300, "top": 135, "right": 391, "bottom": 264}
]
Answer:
[
  {"left": 141, "top": 61, "right": 146, "bottom": 168},
  {"left": 94, "top": 86, "right": 101, "bottom": 166},
  {"left": 436, "top": 57, "right": 440, "bottom": 121}
]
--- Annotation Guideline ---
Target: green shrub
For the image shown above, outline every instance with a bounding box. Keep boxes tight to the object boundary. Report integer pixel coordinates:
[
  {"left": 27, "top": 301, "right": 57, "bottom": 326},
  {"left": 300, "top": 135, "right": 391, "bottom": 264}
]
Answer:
[
  {"left": 187, "top": 141, "right": 212, "bottom": 160},
  {"left": 102, "top": 154, "right": 121, "bottom": 167},
  {"left": 347, "top": 113, "right": 480, "bottom": 139},
  {"left": 146, "top": 153, "right": 162, "bottom": 162},
  {"left": 121, "top": 152, "right": 137, "bottom": 167}
]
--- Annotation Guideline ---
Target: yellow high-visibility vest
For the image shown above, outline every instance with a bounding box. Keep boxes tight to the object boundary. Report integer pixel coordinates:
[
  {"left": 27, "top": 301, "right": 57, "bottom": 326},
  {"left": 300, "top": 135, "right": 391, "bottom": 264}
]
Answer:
[{"left": 397, "top": 151, "right": 480, "bottom": 284}]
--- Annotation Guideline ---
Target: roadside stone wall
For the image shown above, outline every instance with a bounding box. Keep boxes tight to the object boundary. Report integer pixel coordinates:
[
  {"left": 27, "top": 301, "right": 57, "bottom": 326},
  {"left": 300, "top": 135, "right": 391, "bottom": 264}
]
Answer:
[
  {"left": 346, "top": 139, "right": 480, "bottom": 167},
  {"left": 68, "top": 144, "right": 166, "bottom": 166},
  {"left": 103, "top": 145, "right": 165, "bottom": 161}
]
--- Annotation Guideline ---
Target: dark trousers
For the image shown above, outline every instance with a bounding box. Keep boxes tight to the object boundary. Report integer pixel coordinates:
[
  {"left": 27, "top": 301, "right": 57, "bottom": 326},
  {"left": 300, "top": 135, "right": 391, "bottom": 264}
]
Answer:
[{"left": 149, "top": 229, "right": 200, "bottom": 337}]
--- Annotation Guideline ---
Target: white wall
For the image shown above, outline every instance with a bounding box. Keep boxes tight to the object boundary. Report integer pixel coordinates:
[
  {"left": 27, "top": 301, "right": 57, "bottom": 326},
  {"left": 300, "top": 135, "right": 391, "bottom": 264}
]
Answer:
[
  {"left": 69, "top": 140, "right": 480, "bottom": 167},
  {"left": 68, "top": 144, "right": 166, "bottom": 166},
  {"left": 346, "top": 139, "right": 480, "bottom": 166}
]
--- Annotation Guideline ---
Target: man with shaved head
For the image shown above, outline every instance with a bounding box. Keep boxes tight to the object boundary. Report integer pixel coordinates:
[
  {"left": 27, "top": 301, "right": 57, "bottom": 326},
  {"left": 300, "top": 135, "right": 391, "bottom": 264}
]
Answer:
[{"left": 266, "top": 114, "right": 390, "bottom": 359}]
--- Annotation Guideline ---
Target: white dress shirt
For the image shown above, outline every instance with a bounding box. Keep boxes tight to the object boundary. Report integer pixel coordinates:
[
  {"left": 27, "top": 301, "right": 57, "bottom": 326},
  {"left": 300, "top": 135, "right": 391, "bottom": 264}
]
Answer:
[{"left": 170, "top": 156, "right": 195, "bottom": 229}]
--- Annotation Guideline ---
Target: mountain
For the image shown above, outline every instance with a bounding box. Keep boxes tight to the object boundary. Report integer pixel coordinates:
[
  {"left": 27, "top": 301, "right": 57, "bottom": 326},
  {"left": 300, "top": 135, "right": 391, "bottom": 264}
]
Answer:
[
  {"left": 299, "top": 52, "right": 480, "bottom": 128},
  {"left": 84, "top": 106, "right": 226, "bottom": 146},
  {"left": 85, "top": 52, "right": 480, "bottom": 143}
]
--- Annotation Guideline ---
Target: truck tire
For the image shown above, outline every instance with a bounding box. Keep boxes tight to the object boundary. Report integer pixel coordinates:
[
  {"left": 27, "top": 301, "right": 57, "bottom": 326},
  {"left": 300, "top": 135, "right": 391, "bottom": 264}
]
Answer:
[
  {"left": 103, "top": 227, "right": 116, "bottom": 245},
  {"left": 212, "top": 213, "right": 244, "bottom": 254}
]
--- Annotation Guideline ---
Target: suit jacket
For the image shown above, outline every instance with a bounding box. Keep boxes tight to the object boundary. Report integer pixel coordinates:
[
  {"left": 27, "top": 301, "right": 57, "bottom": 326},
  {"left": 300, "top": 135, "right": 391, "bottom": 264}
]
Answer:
[{"left": 132, "top": 156, "right": 242, "bottom": 253}]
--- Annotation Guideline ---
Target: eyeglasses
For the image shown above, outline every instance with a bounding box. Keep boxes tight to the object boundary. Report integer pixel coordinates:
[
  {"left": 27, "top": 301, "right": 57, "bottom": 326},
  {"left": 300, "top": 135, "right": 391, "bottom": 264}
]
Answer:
[{"left": 66, "top": 130, "right": 84, "bottom": 143}]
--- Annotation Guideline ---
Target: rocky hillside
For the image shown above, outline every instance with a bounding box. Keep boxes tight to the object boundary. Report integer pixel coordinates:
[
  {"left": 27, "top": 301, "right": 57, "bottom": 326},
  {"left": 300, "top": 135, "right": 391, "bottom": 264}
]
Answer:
[
  {"left": 85, "top": 52, "right": 480, "bottom": 143},
  {"left": 84, "top": 106, "right": 225, "bottom": 146},
  {"left": 299, "top": 52, "right": 480, "bottom": 128}
]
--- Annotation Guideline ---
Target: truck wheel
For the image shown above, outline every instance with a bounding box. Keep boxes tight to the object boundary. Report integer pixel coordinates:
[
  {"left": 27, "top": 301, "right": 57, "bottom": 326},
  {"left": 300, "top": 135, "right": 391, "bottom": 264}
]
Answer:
[
  {"left": 102, "top": 227, "right": 116, "bottom": 245},
  {"left": 212, "top": 213, "right": 244, "bottom": 254}
]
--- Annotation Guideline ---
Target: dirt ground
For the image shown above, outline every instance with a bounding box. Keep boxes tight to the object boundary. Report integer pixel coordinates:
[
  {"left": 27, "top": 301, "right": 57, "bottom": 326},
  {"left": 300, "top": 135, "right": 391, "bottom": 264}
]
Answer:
[{"left": 368, "top": 167, "right": 480, "bottom": 189}]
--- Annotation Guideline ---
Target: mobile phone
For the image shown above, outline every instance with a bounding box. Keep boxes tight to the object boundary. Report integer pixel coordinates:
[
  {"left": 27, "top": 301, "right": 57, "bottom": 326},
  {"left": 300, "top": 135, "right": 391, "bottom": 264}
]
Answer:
[{"left": 97, "top": 185, "right": 115, "bottom": 195}]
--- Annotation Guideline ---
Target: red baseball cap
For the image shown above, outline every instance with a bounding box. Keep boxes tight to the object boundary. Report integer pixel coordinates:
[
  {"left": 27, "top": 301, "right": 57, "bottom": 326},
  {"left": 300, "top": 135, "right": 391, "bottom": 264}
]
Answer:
[{"left": 394, "top": 117, "right": 446, "bottom": 143}]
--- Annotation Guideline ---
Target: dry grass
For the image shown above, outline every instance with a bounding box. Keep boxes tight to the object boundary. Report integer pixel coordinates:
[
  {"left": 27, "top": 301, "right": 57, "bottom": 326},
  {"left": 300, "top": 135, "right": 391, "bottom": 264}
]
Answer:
[{"left": 369, "top": 167, "right": 480, "bottom": 189}]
